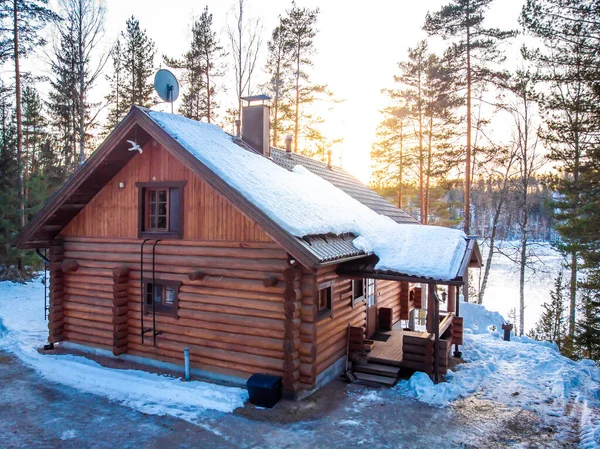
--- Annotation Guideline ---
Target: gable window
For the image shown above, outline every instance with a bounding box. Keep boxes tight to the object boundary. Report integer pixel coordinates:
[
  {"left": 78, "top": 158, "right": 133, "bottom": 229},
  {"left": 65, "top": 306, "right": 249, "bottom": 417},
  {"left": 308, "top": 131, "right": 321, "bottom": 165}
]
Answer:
[
  {"left": 351, "top": 279, "right": 364, "bottom": 308},
  {"left": 317, "top": 281, "right": 334, "bottom": 319},
  {"left": 144, "top": 279, "right": 181, "bottom": 318},
  {"left": 136, "top": 181, "right": 186, "bottom": 239}
]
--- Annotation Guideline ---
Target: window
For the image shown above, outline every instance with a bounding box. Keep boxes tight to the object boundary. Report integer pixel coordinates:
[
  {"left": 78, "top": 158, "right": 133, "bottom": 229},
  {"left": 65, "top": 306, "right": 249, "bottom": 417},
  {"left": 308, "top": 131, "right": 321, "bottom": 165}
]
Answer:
[
  {"left": 144, "top": 279, "right": 181, "bottom": 318},
  {"left": 351, "top": 279, "right": 364, "bottom": 307},
  {"left": 317, "top": 281, "right": 334, "bottom": 319},
  {"left": 366, "top": 278, "right": 376, "bottom": 307},
  {"left": 136, "top": 181, "right": 186, "bottom": 239}
]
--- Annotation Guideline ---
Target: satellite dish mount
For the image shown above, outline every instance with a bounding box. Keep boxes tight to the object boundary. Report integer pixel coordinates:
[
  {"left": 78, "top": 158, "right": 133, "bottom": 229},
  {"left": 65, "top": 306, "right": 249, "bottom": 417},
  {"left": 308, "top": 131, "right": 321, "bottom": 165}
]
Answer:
[{"left": 154, "top": 69, "right": 180, "bottom": 113}]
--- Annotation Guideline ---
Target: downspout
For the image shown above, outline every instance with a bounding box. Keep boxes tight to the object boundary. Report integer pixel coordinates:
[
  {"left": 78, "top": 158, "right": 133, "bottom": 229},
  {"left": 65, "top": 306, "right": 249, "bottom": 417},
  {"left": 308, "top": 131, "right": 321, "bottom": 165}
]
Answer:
[{"left": 35, "top": 248, "right": 50, "bottom": 265}]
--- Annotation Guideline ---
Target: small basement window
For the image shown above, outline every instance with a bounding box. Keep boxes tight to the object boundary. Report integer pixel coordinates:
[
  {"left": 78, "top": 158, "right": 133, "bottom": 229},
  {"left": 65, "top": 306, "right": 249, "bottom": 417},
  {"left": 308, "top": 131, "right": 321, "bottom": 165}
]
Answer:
[
  {"left": 144, "top": 279, "right": 181, "bottom": 318},
  {"left": 317, "top": 281, "right": 334, "bottom": 319},
  {"left": 136, "top": 181, "right": 186, "bottom": 239},
  {"left": 351, "top": 279, "right": 364, "bottom": 307}
]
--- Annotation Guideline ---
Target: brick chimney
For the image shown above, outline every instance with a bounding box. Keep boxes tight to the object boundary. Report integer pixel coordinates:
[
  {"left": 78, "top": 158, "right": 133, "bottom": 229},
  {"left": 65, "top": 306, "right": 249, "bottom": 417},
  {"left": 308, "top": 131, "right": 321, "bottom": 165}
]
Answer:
[
  {"left": 285, "top": 135, "right": 293, "bottom": 154},
  {"left": 241, "top": 95, "right": 271, "bottom": 157}
]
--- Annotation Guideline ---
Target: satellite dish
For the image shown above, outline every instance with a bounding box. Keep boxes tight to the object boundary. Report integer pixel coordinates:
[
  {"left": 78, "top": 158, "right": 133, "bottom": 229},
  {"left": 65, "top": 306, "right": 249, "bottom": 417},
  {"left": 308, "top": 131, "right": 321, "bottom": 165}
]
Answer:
[{"left": 154, "top": 69, "right": 179, "bottom": 112}]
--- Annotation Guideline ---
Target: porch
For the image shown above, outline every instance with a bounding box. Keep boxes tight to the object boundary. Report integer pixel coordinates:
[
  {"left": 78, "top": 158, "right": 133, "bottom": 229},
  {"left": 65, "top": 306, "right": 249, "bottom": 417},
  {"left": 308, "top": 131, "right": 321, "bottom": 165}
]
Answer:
[{"left": 350, "top": 311, "right": 464, "bottom": 385}]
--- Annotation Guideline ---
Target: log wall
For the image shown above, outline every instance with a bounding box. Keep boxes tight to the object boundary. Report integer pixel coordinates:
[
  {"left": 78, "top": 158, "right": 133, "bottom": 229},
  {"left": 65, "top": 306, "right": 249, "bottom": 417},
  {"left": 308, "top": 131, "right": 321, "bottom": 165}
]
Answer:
[
  {"left": 58, "top": 236, "right": 293, "bottom": 383},
  {"left": 376, "top": 280, "right": 402, "bottom": 324},
  {"left": 311, "top": 265, "right": 366, "bottom": 381},
  {"left": 62, "top": 141, "right": 272, "bottom": 242}
]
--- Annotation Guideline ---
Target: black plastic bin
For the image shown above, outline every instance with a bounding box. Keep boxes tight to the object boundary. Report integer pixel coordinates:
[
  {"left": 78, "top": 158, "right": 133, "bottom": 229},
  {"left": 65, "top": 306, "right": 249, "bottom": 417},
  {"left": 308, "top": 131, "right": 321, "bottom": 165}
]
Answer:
[{"left": 246, "top": 373, "right": 282, "bottom": 408}]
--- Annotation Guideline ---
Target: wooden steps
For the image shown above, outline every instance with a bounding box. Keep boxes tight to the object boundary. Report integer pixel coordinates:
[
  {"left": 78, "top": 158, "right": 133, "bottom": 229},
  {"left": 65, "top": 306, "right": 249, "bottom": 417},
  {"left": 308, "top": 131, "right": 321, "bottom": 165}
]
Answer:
[
  {"left": 354, "top": 363, "right": 400, "bottom": 378},
  {"left": 353, "top": 371, "right": 397, "bottom": 386}
]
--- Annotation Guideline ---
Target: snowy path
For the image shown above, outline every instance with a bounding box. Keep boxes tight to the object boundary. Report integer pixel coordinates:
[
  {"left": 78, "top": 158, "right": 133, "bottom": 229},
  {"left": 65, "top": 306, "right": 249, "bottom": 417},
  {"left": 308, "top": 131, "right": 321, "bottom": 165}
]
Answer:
[
  {"left": 397, "top": 302, "right": 600, "bottom": 448},
  {"left": 0, "top": 277, "right": 248, "bottom": 423}
]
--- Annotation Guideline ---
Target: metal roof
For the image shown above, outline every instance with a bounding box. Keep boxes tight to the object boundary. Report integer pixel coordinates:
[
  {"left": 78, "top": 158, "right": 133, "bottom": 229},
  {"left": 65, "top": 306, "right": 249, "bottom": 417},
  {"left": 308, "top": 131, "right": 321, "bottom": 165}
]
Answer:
[
  {"left": 270, "top": 148, "right": 418, "bottom": 225},
  {"left": 297, "top": 234, "right": 366, "bottom": 264}
]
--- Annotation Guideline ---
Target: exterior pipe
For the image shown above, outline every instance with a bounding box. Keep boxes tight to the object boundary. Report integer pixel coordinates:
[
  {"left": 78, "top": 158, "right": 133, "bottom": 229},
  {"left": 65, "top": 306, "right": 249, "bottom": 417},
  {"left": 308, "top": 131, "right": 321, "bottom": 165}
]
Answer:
[
  {"left": 184, "top": 348, "right": 191, "bottom": 381},
  {"left": 35, "top": 248, "right": 49, "bottom": 265}
]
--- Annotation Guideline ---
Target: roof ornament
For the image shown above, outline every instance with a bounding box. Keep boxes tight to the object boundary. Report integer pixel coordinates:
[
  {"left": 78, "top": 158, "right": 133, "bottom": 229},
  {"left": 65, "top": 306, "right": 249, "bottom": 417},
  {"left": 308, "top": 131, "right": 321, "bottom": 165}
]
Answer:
[
  {"left": 154, "top": 69, "right": 180, "bottom": 113},
  {"left": 127, "top": 140, "right": 142, "bottom": 154}
]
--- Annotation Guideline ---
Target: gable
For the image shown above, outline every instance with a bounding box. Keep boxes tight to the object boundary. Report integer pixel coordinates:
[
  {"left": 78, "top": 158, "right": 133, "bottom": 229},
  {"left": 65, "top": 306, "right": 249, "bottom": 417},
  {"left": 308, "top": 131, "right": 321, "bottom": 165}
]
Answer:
[{"left": 62, "top": 141, "right": 273, "bottom": 243}]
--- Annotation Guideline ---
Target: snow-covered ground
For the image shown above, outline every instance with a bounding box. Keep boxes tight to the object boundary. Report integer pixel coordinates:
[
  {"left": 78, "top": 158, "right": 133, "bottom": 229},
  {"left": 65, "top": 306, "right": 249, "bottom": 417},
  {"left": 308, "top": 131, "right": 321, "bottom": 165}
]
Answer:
[
  {"left": 0, "top": 276, "right": 248, "bottom": 422},
  {"left": 397, "top": 300, "right": 600, "bottom": 448},
  {"left": 1, "top": 261, "right": 599, "bottom": 447},
  {"left": 478, "top": 241, "right": 565, "bottom": 333}
]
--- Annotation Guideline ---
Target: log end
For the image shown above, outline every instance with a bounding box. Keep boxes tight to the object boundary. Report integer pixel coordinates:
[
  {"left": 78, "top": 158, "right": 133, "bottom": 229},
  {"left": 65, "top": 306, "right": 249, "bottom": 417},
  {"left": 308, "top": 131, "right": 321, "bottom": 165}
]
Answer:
[
  {"left": 262, "top": 275, "right": 278, "bottom": 288},
  {"left": 188, "top": 269, "right": 206, "bottom": 281},
  {"left": 61, "top": 259, "right": 79, "bottom": 273}
]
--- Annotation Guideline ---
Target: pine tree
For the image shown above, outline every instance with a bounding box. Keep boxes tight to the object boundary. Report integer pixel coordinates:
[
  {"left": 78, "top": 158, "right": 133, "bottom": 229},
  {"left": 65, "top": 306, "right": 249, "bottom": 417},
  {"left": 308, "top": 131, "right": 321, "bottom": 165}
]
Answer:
[
  {"left": 574, "top": 276, "right": 600, "bottom": 360},
  {"left": 263, "top": 23, "right": 293, "bottom": 147},
  {"left": 51, "top": 0, "right": 107, "bottom": 165},
  {"left": 281, "top": 1, "right": 329, "bottom": 155},
  {"left": 0, "top": 0, "right": 58, "bottom": 230},
  {"left": 530, "top": 272, "right": 567, "bottom": 350},
  {"left": 165, "top": 7, "right": 223, "bottom": 122},
  {"left": 371, "top": 103, "right": 413, "bottom": 210},
  {"left": 521, "top": 0, "right": 599, "bottom": 351},
  {"left": 105, "top": 40, "right": 124, "bottom": 130},
  {"left": 106, "top": 16, "right": 155, "bottom": 130},
  {"left": 424, "top": 0, "right": 515, "bottom": 235}
]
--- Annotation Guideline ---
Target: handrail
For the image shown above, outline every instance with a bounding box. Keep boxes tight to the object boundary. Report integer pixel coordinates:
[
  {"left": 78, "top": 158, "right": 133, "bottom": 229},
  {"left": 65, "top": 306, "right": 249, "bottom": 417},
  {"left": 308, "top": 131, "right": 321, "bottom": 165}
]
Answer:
[{"left": 438, "top": 312, "right": 455, "bottom": 336}]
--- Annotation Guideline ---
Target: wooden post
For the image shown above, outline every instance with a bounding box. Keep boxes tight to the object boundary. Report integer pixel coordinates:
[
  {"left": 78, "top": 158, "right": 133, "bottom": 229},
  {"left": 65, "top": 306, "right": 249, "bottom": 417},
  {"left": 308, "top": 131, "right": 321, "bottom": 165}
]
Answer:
[
  {"left": 283, "top": 266, "right": 302, "bottom": 395},
  {"left": 434, "top": 288, "right": 440, "bottom": 383},
  {"left": 48, "top": 239, "right": 65, "bottom": 344},
  {"left": 426, "top": 284, "right": 435, "bottom": 334},
  {"left": 112, "top": 265, "right": 130, "bottom": 356},
  {"left": 447, "top": 285, "right": 456, "bottom": 314},
  {"left": 454, "top": 285, "right": 462, "bottom": 357}
]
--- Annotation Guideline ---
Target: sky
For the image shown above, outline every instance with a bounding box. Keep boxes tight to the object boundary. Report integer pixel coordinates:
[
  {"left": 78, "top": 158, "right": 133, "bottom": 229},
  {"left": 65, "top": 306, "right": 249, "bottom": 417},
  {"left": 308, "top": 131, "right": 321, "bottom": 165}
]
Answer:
[{"left": 50, "top": 0, "right": 526, "bottom": 183}]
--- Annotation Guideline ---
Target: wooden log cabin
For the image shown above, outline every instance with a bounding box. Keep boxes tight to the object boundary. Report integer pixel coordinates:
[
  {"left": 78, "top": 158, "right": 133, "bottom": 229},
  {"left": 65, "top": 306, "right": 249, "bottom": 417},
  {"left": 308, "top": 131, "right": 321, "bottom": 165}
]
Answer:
[{"left": 13, "top": 102, "right": 481, "bottom": 399}]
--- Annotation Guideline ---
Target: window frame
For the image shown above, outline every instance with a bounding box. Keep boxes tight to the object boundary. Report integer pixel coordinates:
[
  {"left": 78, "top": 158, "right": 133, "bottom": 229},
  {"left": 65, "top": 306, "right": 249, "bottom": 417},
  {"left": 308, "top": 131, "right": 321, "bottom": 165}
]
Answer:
[
  {"left": 317, "top": 281, "right": 334, "bottom": 320},
  {"left": 365, "top": 278, "right": 376, "bottom": 307},
  {"left": 143, "top": 278, "right": 181, "bottom": 318},
  {"left": 351, "top": 279, "right": 365, "bottom": 308},
  {"left": 136, "top": 181, "right": 186, "bottom": 239}
]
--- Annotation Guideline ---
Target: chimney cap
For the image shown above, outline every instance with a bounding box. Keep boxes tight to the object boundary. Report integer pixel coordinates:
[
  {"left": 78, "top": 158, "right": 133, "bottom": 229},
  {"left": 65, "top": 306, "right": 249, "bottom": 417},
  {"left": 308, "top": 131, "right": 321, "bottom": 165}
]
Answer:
[{"left": 241, "top": 94, "right": 271, "bottom": 105}]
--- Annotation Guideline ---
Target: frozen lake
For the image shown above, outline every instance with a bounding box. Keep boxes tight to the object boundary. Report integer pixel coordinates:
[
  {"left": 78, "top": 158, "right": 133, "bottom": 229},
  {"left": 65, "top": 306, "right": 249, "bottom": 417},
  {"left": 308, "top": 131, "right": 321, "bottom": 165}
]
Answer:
[{"left": 476, "top": 241, "right": 565, "bottom": 334}]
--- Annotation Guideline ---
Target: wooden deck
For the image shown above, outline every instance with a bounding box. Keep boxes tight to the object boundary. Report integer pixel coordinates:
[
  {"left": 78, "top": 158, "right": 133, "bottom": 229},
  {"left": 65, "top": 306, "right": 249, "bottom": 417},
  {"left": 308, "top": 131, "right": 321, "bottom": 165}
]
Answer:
[{"left": 367, "top": 329, "right": 431, "bottom": 367}]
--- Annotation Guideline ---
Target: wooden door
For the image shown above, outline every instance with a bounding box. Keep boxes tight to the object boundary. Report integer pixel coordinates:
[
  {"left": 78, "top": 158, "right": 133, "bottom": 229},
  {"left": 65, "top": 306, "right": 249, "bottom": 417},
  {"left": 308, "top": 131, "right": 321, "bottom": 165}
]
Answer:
[{"left": 365, "top": 279, "right": 377, "bottom": 338}]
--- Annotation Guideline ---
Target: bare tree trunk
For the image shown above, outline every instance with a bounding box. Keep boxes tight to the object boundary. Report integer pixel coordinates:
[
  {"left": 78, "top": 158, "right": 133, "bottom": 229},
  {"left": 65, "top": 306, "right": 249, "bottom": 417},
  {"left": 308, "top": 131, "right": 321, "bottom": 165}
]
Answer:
[
  {"left": 479, "top": 208, "right": 500, "bottom": 304},
  {"left": 78, "top": 0, "right": 86, "bottom": 165},
  {"left": 424, "top": 117, "right": 433, "bottom": 225},
  {"left": 397, "top": 122, "right": 403, "bottom": 208},
  {"left": 568, "top": 251, "right": 577, "bottom": 349},
  {"left": 519, "top": 219, "right": 528, "bottom": 335},
  {"left": 418, "top": 73, "right": 424, "bottom": 224},
  {"left": 294, "top": 36, "right": 300, "bottom": 153},
  {"left": 13, "top": 0, "right": 24, "bottom": 229},
  {"left": 464, "top": 1, "right": 472, "bottom": 235}
]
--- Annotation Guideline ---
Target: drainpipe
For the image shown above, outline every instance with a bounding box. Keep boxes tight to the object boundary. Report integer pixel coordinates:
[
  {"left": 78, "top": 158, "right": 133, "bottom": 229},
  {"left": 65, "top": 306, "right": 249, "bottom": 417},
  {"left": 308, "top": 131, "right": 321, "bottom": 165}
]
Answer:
[
  {"left": 35, "top": 248, "right": 49, "bottom": 265},
  {"left": 184, "top": 348, "right": 191, "bottom": 381}
]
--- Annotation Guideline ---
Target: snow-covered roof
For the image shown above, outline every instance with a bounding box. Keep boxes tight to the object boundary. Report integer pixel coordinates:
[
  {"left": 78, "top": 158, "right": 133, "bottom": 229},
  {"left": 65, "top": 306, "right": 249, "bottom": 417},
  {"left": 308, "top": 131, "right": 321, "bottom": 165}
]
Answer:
[{"left": 147, "top": 111, "right": 471, "bottom": 281}]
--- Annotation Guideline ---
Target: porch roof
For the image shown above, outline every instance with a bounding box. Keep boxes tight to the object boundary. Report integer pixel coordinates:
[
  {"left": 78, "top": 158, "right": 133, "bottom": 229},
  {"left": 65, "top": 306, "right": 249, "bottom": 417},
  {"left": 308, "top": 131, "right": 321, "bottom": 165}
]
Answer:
[{"left": 336, "top": 237, "right": 482, "bottom": 285}]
